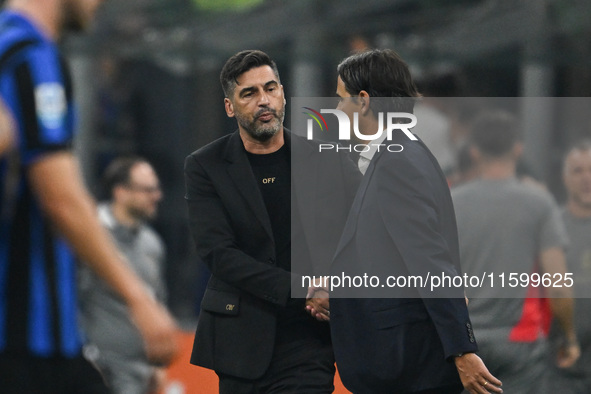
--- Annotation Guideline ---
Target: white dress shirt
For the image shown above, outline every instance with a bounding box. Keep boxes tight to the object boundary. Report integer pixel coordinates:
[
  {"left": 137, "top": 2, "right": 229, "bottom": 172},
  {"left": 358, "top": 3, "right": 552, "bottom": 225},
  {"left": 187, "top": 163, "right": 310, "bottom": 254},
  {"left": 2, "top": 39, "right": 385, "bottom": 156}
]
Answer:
[{"left": 357, "top": 132, "right": 388, "bottom": 174}]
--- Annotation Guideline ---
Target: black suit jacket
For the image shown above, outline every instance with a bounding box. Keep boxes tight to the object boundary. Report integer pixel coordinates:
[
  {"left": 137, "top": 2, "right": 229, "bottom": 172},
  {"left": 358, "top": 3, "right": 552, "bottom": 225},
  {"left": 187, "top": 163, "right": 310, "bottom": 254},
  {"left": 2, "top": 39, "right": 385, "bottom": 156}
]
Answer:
[
  {"left": 330, "top": 133, "right": 478, "bottom": 393},
  {"left": 184, "top": 130, "right": 359, "bottom": 379}
]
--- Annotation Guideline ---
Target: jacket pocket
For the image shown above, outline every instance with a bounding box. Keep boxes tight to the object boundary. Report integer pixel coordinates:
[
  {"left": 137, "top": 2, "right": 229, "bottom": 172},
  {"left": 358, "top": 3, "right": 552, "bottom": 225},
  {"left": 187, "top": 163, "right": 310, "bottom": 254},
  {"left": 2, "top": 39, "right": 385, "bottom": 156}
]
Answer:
[
  {"left": 201, "top": 288, "right": 240, "bottom": 316},
  {"left": 371, "top": 301, "right": 429, "bottom": 329}
]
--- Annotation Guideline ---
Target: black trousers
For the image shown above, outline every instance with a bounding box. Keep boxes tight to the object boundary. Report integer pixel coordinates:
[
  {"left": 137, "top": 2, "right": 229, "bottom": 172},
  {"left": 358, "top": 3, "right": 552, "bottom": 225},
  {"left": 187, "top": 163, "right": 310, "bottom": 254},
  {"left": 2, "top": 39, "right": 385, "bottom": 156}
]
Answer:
[
  {"left": 413, "top": 385, "right": 464, "bottom": 394},
  {"left": 0, "top": 353, "right": 110, "bottom": 394},
  {"left": 217, "top": 339, "right": 335, "bottom": 394}
]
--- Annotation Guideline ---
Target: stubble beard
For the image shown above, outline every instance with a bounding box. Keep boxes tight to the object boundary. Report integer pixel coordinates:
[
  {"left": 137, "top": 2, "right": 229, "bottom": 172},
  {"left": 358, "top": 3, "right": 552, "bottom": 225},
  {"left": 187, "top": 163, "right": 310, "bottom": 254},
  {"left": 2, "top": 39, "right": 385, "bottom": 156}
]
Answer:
[
  {"left": 236, "top": 106, "right": 285, "bottom": 142},
  {"left": 127, "top": 204, "right": 157, "bottom": 223}
]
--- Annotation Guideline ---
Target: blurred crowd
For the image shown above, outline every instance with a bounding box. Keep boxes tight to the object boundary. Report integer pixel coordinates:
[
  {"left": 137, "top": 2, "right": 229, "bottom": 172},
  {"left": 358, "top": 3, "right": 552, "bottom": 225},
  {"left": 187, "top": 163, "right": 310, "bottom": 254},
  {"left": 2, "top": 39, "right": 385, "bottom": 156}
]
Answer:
[{"left": 0, "top": 1, "right": 590, "bottom": 393}]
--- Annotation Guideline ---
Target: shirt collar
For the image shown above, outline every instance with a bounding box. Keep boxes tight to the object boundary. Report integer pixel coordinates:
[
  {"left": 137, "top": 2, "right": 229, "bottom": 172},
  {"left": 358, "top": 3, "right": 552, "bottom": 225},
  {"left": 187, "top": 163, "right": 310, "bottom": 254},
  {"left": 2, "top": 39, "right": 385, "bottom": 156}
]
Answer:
[{"left": 358, "top": 132, "right": 388, "bottom": 162}]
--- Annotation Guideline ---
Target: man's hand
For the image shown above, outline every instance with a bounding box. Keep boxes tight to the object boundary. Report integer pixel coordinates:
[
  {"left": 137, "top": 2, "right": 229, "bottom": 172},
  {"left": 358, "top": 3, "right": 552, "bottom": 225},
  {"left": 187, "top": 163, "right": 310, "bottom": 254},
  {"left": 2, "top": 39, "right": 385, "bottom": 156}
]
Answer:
[
  {"left": 454, "top": 353, "right": 502, "bottom": 393},
  {"left": 305, "top": 287, "right": 330, "bottom": 322},
  {"left": 556, "top": 341, "right": 581, "bottom": 368},
  {"left": 129, "top": 297, "right": 180, "bottom": 366},
  {"left": 148, "top": 367, "right": 168, "bottom": 394}
]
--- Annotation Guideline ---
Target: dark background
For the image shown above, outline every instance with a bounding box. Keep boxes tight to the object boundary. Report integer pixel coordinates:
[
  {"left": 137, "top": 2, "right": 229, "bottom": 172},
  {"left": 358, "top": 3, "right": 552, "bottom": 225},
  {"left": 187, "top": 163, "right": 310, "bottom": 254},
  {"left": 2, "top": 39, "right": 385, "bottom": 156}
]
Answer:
[{"left": 43, "top": 0, "right": 591, "bottom": 325}]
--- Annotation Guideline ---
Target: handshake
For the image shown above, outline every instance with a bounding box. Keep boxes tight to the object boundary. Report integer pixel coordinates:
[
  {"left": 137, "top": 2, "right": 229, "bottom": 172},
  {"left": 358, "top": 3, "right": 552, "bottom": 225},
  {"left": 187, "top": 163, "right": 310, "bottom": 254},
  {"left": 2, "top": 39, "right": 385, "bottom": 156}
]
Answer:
[{"left": 305, "top": 279, "right": 330, "bottom": 322}]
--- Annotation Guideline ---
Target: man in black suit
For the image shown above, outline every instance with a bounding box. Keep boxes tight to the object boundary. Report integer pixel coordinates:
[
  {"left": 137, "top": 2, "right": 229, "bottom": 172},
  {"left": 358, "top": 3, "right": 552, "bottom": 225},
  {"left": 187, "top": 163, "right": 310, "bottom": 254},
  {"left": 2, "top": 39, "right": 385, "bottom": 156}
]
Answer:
[
  {"left": 184, "top": 50, "right": 359, "bottom": 393},
  {"left": 326, "top": 49, "right": 503, "bottom": 394}
]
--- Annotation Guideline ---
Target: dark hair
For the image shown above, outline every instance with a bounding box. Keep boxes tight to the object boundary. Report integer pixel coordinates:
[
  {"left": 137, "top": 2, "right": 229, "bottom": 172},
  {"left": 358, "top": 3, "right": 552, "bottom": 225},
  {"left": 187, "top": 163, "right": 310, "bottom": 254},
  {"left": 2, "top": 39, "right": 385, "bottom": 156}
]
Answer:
[
  {"left": 102, "top": 156, "right": 148, "bottom": 196},
  {"left": 565, "top": 139, "right": 591, "bottom": 156},
  {"left": 220, "top": 50, "right": 280, "bottom": 98},
  {"left": 469, "top": 110, "right": 520, "bottom": 158},
  {"left": 337, "top": 49, "right": 421, "bottom": 114},
  {"left": 563, "top": 139, "right": 591, "bottom": 167}
]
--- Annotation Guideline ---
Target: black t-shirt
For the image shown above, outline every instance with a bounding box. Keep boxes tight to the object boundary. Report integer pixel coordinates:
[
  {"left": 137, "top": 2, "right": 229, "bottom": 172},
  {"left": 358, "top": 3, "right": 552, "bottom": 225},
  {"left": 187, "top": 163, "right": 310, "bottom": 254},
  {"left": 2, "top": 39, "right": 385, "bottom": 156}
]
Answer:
[
  {"left": 246, "top": 145, "right": 329, "bottom": 347},
  {"left": 246, "top": 145, "right": 291, "bottom": 271}
]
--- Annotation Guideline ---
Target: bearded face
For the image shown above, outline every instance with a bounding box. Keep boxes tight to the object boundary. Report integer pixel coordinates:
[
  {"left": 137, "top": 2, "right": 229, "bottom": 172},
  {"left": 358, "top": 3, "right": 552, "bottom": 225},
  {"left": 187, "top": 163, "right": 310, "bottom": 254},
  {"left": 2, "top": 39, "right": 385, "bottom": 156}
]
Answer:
[
  {"left": 233, "top": 104, "right": 285, "bottom": 142},
  {"left": 225, "top": 65, "right": 286, "bottom": 143}
]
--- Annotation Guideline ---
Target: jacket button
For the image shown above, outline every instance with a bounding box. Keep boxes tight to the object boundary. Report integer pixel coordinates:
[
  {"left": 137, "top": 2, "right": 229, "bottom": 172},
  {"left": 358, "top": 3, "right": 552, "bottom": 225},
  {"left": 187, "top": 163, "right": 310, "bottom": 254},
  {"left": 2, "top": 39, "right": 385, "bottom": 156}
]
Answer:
[{"left": 466, "top": 323, "right": 472, "bottom": 329}]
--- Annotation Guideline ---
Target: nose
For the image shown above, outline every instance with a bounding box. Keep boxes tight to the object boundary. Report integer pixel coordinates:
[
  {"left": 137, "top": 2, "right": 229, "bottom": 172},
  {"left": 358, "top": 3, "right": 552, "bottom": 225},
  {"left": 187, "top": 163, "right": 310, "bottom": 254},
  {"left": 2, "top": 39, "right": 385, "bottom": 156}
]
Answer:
[{"left": 258, "top": 90, "right": 270, "bottom": 106}]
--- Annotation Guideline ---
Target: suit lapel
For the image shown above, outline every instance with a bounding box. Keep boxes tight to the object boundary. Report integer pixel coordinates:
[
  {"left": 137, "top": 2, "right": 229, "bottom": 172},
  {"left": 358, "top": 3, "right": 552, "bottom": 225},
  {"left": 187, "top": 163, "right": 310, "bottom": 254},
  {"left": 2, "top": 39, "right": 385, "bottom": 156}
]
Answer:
[
  {"left": 333, "top": 132, "right": 420, "bottom": 261},
  {"left": 333, "top": 154, "right": 377, "bottom": 259},
  {"left": 223, "top": 131, "right": 274, "bottom": 241}
]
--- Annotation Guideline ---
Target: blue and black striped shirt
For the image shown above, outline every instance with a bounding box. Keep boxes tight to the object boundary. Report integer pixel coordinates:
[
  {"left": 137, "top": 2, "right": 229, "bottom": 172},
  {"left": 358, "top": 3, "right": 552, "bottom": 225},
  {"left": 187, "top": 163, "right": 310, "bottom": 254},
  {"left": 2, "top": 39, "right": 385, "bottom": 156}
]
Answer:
[{"left": 0, "top": 10, "right": 82, "bottom": 358}]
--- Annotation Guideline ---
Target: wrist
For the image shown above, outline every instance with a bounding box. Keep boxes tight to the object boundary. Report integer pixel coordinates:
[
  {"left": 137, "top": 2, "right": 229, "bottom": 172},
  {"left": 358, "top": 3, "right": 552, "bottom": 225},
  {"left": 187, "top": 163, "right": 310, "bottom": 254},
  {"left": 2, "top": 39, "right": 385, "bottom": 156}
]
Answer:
[{"left": 452, "top": 352, "right": 473, "bottom": 360}]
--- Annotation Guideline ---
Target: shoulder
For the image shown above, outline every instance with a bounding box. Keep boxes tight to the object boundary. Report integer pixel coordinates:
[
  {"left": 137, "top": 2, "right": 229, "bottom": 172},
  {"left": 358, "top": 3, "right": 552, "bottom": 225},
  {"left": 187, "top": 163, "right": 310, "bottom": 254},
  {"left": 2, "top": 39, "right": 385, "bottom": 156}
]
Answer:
[
  {"left": 376, "top": 139, "right": 440, "bottom": 181},
  {"left": 451, "top": 180, "right": 480, "bottom": 199},
  {"left": 0, "top": 15, "right": 54, "bottom": 65},
  {"left": 0, "top": 13, "right": 37, "bottom": 47},
  {"left": 291, "top": 132, "right": 361, "bottom": 180},
  {"left": 512, "top": 179, "right": 557, "bottom": 208},
  {"left": 288, "top": 131, "right": 331, "bottom": 159},
  {"left": 453, "top": 178, "right": 557, "bottom": 211},
  {"left": 185, "top": 131, "right": 235, "bottom": 165},
  {"left": 289, "top": 131, "right": 319, "bottom": 149},
  {"left": 142, "top": 225, "right": 165, "bottom": 250},
  {"left": 291, "top": 133, "right": 337, "bottom": 161}
]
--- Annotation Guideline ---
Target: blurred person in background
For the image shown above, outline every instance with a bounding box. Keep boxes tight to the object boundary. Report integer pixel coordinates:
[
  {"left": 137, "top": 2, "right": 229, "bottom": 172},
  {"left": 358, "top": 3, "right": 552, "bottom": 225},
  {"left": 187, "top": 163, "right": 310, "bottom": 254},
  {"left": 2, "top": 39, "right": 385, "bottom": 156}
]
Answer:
[
  {"left": 448, "top": 142, "right": 479, "bottom": 187},
  {"left": 451, "top": 110, "right": 579, "bottom": 393},
  {"left": 0, "top": 100, "right": 14, "bottom": 154},
  {"left": 79, "top": 156, "right": 169, "bottom": 394},
  {"left": 184, "top": 49, "right": 359, "bottom": 394},
  {"left": 545, "top": 141, "right": 591, "bottom": 393},
  {"left": 412, "top": 96, "right": 456, "bottom": 176},
  {"left": 0, "top": 0, "right": 179, "bottom": 392}
]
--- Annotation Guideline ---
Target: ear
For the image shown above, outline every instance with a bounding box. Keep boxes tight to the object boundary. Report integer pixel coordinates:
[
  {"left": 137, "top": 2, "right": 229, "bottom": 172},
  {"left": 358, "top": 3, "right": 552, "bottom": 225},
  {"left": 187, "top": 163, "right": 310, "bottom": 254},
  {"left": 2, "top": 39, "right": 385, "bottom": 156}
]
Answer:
[
  {"left": 224, "top": 98, "right": 235, "bottom": 118},
  {"left": 112, "top": 185, "right": 127, "bottom": 202},
  {"left": 280, "top": 84, "right": 286, "bottom": 105},
  {"left": 358, "top": 90, "right": 371, "bottom": 116}
]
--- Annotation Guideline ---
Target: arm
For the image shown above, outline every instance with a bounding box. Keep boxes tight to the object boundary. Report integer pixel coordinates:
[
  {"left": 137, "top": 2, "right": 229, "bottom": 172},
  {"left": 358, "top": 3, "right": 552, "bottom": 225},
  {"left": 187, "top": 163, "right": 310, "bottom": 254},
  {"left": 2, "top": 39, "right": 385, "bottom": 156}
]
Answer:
[
  {"left": 0, "top": 98, "right": 15, "bottom": 155},
  {"left": 375, "top": 148, "right": 501, "bottom": 391},
  {"left": 539, "top": 247, "right": 580, "bottom": 368},
  {"left": 185, "top": 154, "right": 306, "bottom": 306},
  {"left": 454, "top": 353, "right": 503, "bottom": 394},
  {"left": 29, "top": 152, "right": 179, "bottom": 365},
  {"left": 375, "top": 151, "right": 475, "bottom": 348}
]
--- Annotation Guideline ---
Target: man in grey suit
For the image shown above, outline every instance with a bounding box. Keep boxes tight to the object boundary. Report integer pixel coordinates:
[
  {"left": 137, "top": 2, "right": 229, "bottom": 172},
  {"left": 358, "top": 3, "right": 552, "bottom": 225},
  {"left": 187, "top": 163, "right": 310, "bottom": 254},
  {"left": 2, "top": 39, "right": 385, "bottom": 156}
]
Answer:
[{"left": 326, "top": 49, "right": 502, "bottom": 394}]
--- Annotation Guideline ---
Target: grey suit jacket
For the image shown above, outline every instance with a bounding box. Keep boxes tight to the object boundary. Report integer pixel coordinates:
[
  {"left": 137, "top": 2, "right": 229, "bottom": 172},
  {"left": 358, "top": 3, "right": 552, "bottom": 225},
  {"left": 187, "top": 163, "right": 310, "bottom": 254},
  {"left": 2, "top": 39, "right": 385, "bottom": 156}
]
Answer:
[{"left": 330, "top": 133, "right": 478, "bottom": 393}]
